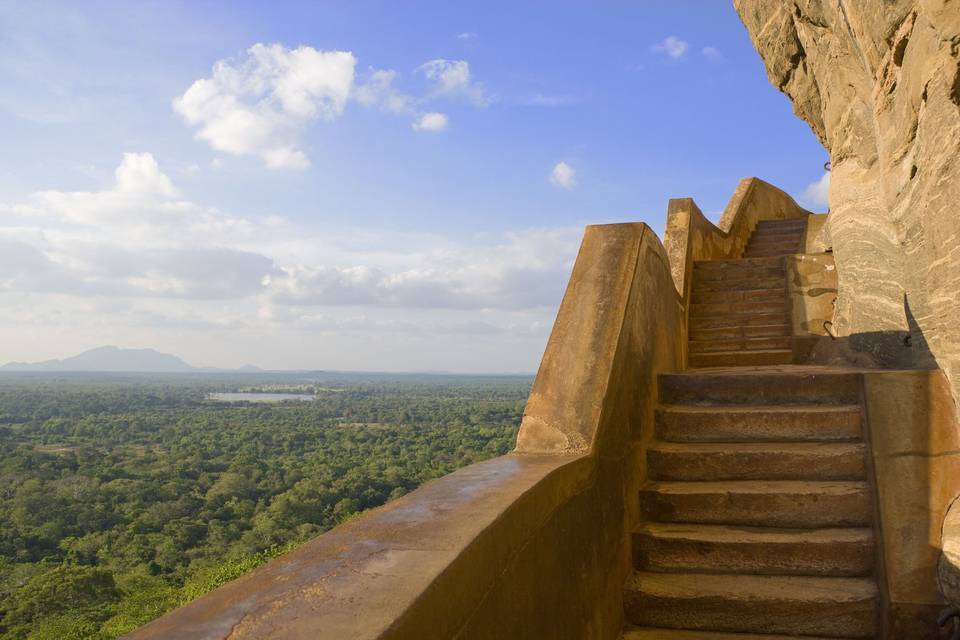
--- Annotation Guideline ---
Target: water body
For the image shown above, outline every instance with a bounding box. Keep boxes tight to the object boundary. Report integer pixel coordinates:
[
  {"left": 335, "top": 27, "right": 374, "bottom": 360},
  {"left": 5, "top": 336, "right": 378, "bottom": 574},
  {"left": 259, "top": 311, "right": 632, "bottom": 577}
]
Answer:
[{"left": 208, "top": 392, "right": 316, "bottom": 403}]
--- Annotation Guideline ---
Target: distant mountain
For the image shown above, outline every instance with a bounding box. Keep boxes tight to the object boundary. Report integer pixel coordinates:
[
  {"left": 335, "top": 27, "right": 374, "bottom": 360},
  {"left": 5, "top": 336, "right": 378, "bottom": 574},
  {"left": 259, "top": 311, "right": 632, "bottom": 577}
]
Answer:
[{"left": 1, "top": 346, "right": 197, "bottom": 372}]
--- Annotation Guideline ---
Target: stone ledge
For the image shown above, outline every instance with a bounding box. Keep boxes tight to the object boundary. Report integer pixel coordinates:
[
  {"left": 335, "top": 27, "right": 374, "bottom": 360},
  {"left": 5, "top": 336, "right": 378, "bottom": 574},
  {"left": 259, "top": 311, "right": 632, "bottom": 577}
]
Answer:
[{"left": 126, "top": 453, "right": 587, "bottom": 639}]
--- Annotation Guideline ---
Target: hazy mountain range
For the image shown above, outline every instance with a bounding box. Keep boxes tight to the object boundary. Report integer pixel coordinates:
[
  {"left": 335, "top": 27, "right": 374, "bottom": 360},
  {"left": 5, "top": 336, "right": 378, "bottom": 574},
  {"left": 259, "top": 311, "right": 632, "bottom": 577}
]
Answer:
[{"left": 0, "top": 346, "right": 262, "bottom": 373}]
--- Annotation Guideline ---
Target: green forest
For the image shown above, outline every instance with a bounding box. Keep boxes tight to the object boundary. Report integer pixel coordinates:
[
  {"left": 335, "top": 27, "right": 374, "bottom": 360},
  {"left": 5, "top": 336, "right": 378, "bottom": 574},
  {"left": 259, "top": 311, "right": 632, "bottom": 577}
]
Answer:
[{"left": 0, "top": 372, "right": 529, "bottom": 639}]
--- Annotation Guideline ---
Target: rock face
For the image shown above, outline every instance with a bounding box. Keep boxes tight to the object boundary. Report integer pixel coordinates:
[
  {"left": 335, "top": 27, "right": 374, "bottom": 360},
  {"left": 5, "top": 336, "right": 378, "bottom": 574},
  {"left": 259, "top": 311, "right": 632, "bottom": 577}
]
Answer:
[{"left": 734, "top": 1, "right": 960, "bottom": 400}]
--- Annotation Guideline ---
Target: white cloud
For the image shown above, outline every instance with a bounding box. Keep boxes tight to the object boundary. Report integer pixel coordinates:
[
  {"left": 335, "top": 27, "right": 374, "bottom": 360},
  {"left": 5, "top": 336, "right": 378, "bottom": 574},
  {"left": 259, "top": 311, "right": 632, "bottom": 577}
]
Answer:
[
  {"left": 702, "top": 46, "right": 723, "bottom": 61},
  {"left": 412, "top": 112, "right": 449, "bottom": 132},
  {"left": 417, "top": 59, "right": 491, "bottom": 106},
  {"left": 1, "top": 153, "right": 580, "bottom": 312},
  {"left": 1, "top": 153, "right": 276, "bottom": 299},
  {"left": 264, "top": 226, "right": 579, "bottom": 310},
  {"left": 352, "top": 68, "right": 416, "bottom": 115},
  {"left": 549, "top": 161, "right": 576, "bottom": 190},
  {"left": 652, "top": 36, "right": 689, "bottom": 59},
  {"left": 456, "top": 32, "right": 477, "bottom": 40},
  {"left": 173, "top": 43, "right": 357, "bottom": 169},
  {"left": 801, "top": 172, "right": 830, "bottom": 209}
]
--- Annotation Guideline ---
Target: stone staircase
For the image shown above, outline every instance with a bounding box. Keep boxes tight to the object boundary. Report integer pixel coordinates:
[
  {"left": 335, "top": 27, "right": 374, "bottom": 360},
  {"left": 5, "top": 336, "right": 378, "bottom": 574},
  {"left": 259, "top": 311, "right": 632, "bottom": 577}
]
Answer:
[
  {"left": 689, "top": 218, "right": 806, "bottom": 368},
  {"left": 623, "top": 217, "right": 881, "bottom": 639}
]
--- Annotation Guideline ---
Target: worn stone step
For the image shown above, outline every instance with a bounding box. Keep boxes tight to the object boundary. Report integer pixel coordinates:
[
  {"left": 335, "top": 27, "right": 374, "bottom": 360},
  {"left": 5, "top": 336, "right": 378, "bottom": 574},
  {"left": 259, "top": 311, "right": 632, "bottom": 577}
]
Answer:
[
  {"left": 748, "top": 231, "right": 804, "bottom": 241},
  {"left": 755, "top": 218, "right": 808, "bottom": 230},
  {"left": 749, "top": 228, "right": 806, "bottom": 239},
  {"left": 690, "top": 282, "right": 787, "bottom": 304},
  {"left": 746, "top": 239, "right": 802, "bottom": 249},
  {"left": 744, "top": 250, "right": 801, "bottom": 258},
  {"left": 655, "top": 405, "right": 862, "bottom": 442},
  {"left": 692, "top": 287, "right": 785, "bottom": 304},
  {"left": 689, "top": 312, "right": 790, "bottom": 330},
  {"left": 633, "top": 523, "right": 875, "bottom": 576},
  {"left": 623, "top": 572, "right": 878, "bottom": 637},
  {"left": 659, "top": 370, "right": 862, "bottom": 406},
  {"left": 695, "top": 256, "right": 785, "bottom": 269},
  {"left": 694, "top": 266, "right": 785, "bottom": 282},
  {"left": 693, "top": 276, "right": 787, "bottom": 293},
  {"left": 639, "top": 480, "right": 871, "bottom": 528},
  {"left": 623, "top": 627, "right": 839, "bottom": 640},
  {"left": 690, "top": 300, "right": 787, "bottom": 318},
  {"left": 744, "top": 244, "right": 802, "bottom": 255},
  {"left": 690, "top": 349, "right": 793, "bottom": 368},
  {"left": 689, "top": 324, "right": 791, "bottom": 341},
  {"left": 647, "top": 441, "right": 867, "bottom": 481},
  {"left": 690, "top": 336, "right": 791, "bottom": 354}
]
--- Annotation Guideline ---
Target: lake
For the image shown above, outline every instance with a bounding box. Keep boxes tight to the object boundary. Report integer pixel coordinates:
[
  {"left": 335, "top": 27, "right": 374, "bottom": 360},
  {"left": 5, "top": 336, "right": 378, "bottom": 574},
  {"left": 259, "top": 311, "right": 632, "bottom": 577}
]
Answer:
[{"left": 208, "top": 392, "right": 316, "bottom": 403}]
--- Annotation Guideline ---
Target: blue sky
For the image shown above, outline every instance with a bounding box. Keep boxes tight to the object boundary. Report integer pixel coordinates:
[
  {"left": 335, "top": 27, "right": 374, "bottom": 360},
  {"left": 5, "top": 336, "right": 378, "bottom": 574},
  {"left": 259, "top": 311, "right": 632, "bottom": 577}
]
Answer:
[{"left": 0, "top": 1, "right": 828, "bottom": 372}]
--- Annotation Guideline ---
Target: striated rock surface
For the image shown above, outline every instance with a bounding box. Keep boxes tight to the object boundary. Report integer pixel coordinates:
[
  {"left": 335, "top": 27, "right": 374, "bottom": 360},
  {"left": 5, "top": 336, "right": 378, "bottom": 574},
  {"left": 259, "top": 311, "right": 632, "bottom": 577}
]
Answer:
[{"left": 734, "top": 1, "right": 960, "bottom": 399}]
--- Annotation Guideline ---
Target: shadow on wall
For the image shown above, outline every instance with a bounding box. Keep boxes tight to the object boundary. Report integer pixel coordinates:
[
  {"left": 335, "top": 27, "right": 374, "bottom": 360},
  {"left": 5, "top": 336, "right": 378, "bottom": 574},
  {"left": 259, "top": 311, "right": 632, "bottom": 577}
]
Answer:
[{"left": 810, "top": 295, "right": 938, "bottom": 371}]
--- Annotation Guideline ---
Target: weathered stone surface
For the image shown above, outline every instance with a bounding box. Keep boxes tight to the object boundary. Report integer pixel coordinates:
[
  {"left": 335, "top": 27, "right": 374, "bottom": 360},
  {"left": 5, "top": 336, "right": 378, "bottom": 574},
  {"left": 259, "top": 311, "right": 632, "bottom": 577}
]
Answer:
[
  {"left": 786, "top": 253, "right": 837, "bottom": 338},
  {"left": 633, "top": 522, "right": 874, "bottom": 576},
  {"left": 734, "top": 0, "right": 960, "bottom": 393},
  {"left": 640, "top": 480, "right": 872, "bottom": 528},
  {"left": 862, "top": 368, "right": 960, "bottom": 635},
  {"left": 624, "top": 571, "right": 879, "bottom": 637}
]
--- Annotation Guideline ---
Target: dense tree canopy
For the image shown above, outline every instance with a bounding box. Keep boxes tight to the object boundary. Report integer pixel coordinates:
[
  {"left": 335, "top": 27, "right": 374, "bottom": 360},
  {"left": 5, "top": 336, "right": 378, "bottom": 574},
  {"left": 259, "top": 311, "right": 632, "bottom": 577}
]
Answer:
[{"left": 0, "top": 372, "right": 528, "bottom": 638}]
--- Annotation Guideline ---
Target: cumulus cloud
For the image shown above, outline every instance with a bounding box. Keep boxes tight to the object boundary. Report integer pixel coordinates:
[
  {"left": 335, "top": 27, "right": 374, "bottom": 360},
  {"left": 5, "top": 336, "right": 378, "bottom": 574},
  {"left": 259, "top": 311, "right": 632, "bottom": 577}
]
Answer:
[
  {"left": 264, "top": 226, "right": 579, "bottom": 310},
  {"left": 1, "top": 153, "right": 276, "bottom": 299},
  {"left": 412, "top": 112, "right": 449, "bottom": 132},
  {"left": 652, "top": 36, "right": 689, "bottom": 59},
  {"left": 549, "top": 161, "right": 576, "bottom": 190},
  {"left": 1, "top": 153, "right": 580, "bottom": 313},
  {"left": 174, "top": 47, "right": 501, "bottom": 157},
  {"left": 352, "top": 68, "right": 416, "bottom": 115},
  {"left": 801, "top": 172, "right": 830, "bottom": 209},
  {"left": 173, "top": 44, "right": 357, "bottom": 169},
  {"left": 1, "top": 152, "right": 583, "bottom": 369},
  {"left": 417, "top": 59, "right": 491, "bottom": 106}
]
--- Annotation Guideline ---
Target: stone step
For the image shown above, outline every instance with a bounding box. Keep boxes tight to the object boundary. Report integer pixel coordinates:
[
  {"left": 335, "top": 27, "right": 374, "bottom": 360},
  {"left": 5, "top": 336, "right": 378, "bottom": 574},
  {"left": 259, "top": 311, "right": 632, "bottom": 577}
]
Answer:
[
  {"left": 689, "top": 312, "right": 790, "bottom": 330},
  {"left": 746, "top": 239, "right": 802, "bottom": 250},
  {"left": 639, "top": 480, "right": 871, "bottom": 528},
  {"left": 744, "top": 249, "right": 801, "bottom": 258},
  {"left": 695, "top": 256, "right": 785, "bottom": 269},
  {"left": 647, "top": 441, "right": 867, "bottom": 481},
  {"left": 690, "top": 336, "right": 791, "bottom": 354},
  {"left": 623, "top": 572, "right": 878, "bottom": 638},
  {"left": 655, "top": 404, "right": 862, "bottom": 442},
  {"left": 632, "top": 523, "right": 875, "bottom": 576},
  {"left": 748, "top": 228, "right": 806, "bottom": 239},
  {"left": 691, "top": 287, "right": 785, "bottom": 304},
  {"left": 690, "top": 300, "right": 787, "bottom": 317},
  {"left": 694, "top": 266, "right": 785, "bottom": 282},
  {"left": 744, "top": 245, "right": 802, "bottom": 255},
  {"left": 755, "top": 218, "right": 808, "bottom": 231},
  {"left": 658, "top": 370, "right": 862, "bottom": 406},
  {"left": 690, "top": 349, "right": 793, "bottom": 368},
  {"left": 748, "top": 230, "right": 804, "bottom": 240},
  {"left": 623, "top": 627, "right": 839, "bottom": 640},
  {"left": 689, "top": 323, "right": 791, "bottom": 341},
  {"left": 693, "top": 276, "right": 787, "bottom": 293}
]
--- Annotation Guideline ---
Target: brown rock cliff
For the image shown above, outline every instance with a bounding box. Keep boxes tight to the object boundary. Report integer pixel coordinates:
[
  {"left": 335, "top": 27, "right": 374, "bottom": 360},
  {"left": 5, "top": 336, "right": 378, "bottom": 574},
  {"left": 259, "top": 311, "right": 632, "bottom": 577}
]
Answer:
[{"left": 734, "top": 0, "right": 960, "bottom": 402}]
